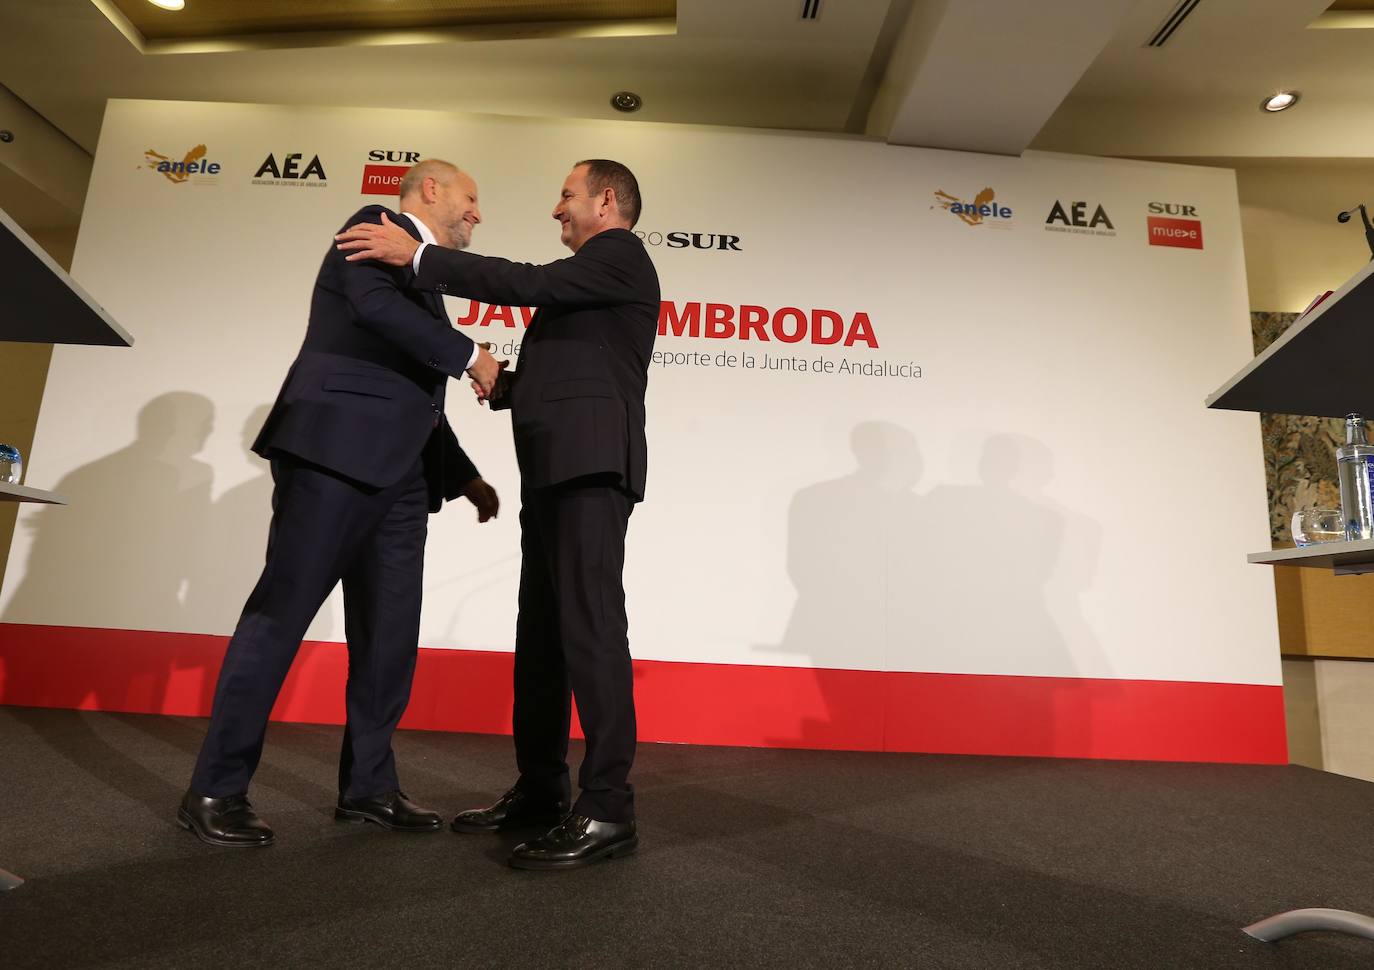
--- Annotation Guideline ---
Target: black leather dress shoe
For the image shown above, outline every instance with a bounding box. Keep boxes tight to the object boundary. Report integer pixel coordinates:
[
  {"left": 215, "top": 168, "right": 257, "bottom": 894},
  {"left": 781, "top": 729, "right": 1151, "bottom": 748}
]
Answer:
[
  {"left": 508, "top": 813, "right": 637, "bottom": 870},
  {"left": 177, "top": 790, "right": 274, "bottom": 848},
  {"left": 450, "top": 787, "right": 569, "bottom": 833},
  {"left": 335, "top": 791, "right": 442, "bottom": 832}
]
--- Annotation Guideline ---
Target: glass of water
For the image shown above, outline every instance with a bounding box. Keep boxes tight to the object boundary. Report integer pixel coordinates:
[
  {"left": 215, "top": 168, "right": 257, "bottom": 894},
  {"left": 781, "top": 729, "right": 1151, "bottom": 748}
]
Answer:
[
  {"left": 1292, "top": 508, "right": 1343, "bottom": 546},
  {"left": 0, "top": 445, "right": 21, "bottom": 485}
]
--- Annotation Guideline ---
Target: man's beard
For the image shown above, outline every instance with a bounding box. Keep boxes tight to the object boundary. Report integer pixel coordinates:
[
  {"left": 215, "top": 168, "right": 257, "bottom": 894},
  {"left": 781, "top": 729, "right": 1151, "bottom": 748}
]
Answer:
[{"left": 450, "top": 221, "right": 471, "bottom": 250}]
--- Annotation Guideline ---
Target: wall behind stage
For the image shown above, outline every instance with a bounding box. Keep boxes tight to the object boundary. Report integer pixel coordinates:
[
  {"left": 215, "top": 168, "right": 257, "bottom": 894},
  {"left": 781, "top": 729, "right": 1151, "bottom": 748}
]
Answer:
[{"left": 0, "top": 99, "right": 1284, "bottom": 762}]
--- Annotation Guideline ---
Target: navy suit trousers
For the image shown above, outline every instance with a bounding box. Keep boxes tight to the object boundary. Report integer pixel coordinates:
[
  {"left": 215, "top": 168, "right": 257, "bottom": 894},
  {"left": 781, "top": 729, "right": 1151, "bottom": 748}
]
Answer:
[{"left": 191, "top": 454, "right": 428, "bottom": 798}]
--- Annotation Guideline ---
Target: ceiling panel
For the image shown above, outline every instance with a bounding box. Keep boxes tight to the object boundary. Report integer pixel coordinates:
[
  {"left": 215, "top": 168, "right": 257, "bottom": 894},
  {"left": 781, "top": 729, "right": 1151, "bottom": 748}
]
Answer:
[
  {"left": 7, "top": 0, "right": 1374, "bottom": 172},
  {"left": 0, "top": 0, "right": 890, "bottom": 153},
  {"left": 108, "top": 0, "right": 675, "bottom": 40}
]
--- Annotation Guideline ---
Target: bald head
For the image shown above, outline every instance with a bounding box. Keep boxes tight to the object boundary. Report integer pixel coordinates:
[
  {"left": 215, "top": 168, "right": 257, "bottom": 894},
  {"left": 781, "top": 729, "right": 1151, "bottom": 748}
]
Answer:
[
  {"left": 398, "top": 158, "right": 481, "bottom": 250},
  {"left": 398, "top": 159, "right": 459, "bottom": 202}
]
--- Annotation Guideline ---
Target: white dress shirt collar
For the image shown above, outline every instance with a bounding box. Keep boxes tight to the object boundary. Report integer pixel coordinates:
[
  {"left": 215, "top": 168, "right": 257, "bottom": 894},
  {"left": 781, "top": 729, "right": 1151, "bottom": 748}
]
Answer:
[{"left": 399, "top": 210, "right": 437, "bottom": 247}]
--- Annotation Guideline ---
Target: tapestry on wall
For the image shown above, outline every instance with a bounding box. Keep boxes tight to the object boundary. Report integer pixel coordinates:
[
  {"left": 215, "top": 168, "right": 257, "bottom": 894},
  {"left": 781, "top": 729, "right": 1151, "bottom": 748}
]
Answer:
[{"left": 1253, "top": 310, "right": 1355, "bottom": 544}]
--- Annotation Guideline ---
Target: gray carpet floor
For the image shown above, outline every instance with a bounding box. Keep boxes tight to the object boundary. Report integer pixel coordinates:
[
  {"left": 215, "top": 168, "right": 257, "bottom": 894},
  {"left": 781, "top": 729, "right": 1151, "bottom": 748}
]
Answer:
[{"left": 3, "top": 705, "right": 1374, "bottom": 968}]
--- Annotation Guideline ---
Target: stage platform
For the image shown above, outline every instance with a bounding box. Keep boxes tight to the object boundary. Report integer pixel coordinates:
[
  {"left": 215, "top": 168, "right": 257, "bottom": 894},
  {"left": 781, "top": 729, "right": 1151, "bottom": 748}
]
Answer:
[{"left": 2, "top": 706, "right": 1371, "bottom": 968}]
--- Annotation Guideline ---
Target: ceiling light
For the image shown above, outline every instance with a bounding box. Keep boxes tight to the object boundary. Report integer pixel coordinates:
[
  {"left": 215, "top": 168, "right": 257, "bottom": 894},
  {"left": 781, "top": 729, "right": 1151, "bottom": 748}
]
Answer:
[
  {"left": 1260, "top": 91, "right": 1300, "bottom": 113},
  {"left": 610, "top": 91, "right": 642, "bottom": 113},
  {"left": 146, "top": 0, "right": 185, "bottom": 10}
]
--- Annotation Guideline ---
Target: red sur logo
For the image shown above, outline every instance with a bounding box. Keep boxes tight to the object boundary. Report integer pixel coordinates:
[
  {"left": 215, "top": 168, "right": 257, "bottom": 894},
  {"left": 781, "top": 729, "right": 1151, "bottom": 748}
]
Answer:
[
  {"left": 1147, "top": 216, "right": 1203, "bottom": 249},
  {"left": 360, "top": 164, "right": 408, "bottom": 196}
]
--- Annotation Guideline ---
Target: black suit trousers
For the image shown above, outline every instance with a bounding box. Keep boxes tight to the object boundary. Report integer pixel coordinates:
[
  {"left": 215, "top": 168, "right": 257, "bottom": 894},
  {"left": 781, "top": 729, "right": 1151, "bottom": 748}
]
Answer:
[
  {"left": 513, "top": 474, "right": 636, "bottom": 822},
  {"left": 191, "top": 454, "right": 429, "bottom": 799}
]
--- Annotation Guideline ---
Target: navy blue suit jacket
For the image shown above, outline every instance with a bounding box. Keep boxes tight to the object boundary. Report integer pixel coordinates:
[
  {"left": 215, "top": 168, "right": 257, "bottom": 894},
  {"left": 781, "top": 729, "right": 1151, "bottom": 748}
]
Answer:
[{"left": 254, "top": 206, "right": 481, "bottom": 511}]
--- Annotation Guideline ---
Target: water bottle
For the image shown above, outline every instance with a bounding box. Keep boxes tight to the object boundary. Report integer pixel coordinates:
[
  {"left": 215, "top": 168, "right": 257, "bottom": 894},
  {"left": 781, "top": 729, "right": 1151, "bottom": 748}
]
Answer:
[
  {"left": 1337, "top": 414, "right": 1374, "bottom": 540},
  {"left": 0, "top": 444, "right": 20, "bottom": 485}
]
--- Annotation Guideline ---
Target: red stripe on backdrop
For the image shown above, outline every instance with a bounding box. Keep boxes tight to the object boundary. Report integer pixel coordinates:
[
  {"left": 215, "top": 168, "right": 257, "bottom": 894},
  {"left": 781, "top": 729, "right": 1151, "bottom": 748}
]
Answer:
[{"left": 0, "top": 623, "right": 1288, "bottom": 764}]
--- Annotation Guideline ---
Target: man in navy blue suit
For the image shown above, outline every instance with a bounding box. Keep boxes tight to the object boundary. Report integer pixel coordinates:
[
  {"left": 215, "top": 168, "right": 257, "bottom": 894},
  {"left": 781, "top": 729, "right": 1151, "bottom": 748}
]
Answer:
[{"left": 178, "top": 160, "right": 503, "bottom": 847}]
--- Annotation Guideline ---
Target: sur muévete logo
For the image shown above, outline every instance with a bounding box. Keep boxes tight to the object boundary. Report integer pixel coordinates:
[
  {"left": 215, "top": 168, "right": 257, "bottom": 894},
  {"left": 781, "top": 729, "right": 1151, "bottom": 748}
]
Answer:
[
  {"left": 1146, "top": 201, "right": 1203, "bottom": 250},
  {"left": 252, "top": 152, "right": 328, "bottom": 188},
  {"left": 142, "top": 145, "right": 222, "bottom": 185},
  {"left": 931, "top": 187, "right": 1014, "bottom": 228},
  {"left": 360, "top": 149, "right": 421, "bottom": 196}
]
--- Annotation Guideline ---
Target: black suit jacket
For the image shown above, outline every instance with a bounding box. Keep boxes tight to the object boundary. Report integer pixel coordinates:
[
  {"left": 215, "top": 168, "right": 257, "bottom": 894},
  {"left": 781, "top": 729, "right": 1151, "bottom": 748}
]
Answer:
[
  {"left": 254, "top": 205, "right": 481, "bottom": 512},
  {"left": 414, "top": 228, "right": 659, "bottom": 501}
]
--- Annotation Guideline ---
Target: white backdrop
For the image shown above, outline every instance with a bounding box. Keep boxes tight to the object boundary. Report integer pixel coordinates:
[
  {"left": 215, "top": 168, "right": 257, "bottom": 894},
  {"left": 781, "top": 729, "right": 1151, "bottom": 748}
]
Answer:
[{"left": 1, "top": 99, "right": 1277, "bottom": 690}]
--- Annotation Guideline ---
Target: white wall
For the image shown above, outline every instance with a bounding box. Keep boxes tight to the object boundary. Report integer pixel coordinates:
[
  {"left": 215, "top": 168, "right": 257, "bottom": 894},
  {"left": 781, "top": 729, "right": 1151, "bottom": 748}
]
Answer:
[{"left": 1, "top": 99, "right": 1278, "bottom": 690}]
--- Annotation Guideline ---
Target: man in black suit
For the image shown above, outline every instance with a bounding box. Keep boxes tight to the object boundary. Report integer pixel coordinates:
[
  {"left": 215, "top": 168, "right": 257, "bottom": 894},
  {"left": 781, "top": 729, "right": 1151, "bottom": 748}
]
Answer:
[
  {"left": 336, "top": 159, "right": 658, "bottom": 869},
  {"left": 179, "top": 160, "right": 503, "bottom": 847}
]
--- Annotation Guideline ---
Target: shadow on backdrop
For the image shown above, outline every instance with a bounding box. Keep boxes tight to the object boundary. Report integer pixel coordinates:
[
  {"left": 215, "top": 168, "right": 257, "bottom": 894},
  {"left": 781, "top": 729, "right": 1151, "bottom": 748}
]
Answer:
[
  {"left": 761, "top": 421, "right": 924, "bottom": 747},
  {"left": 183, "top": 403, "right": 335, "bottom": 644},
  {"left": 758, "top": 427, "right": 1108, "bottom": 755},
  {"left": 1, "top": 392, "right": 216, "bottom": 712},
  {"left": 898, "top": 433, "right": 1108, "bottom": 755}
]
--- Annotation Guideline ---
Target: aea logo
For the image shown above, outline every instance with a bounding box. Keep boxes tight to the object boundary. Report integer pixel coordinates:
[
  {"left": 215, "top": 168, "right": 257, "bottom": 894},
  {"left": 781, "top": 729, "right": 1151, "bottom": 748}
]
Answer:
[
  {"left": 1044, "top": 200, "right": 1116, "bottom": 237},
  {"left": 252, "top": 152, "right": 328, "bottom": 188},
  {"left": 142, "top": 145, "right": 221, "bottom": 185},
  {"left": 931, "top": 187, "right": 1013, "bottom": 228},
  {"left": 1146, "top": 202, "right": 1203, "bottom": 250},
  {"left": 361, "top": 150, "right": 421, "bottom": 196}
]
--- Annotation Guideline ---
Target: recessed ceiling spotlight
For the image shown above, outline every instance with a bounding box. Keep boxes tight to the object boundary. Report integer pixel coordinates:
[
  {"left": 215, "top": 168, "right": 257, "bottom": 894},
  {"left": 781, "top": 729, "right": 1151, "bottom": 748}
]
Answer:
[
  {"left": 146, "top": 0, "right": 185, "bottom": 10},
  {"left": 1260, "top": 91, "right": 1300, "bottom": 113},
  {"left": 610, "top": 91, "right": 642, "bottom": 113}
]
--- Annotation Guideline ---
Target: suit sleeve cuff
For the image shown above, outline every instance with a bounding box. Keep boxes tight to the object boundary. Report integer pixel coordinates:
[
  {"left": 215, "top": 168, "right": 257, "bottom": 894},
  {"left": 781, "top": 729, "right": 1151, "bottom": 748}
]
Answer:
[
  {"left": 412, "top": 242, "right": 429, "bottom": 275},
  {"left": 465, "top": 343, "right": 479, "bottom": 370}
]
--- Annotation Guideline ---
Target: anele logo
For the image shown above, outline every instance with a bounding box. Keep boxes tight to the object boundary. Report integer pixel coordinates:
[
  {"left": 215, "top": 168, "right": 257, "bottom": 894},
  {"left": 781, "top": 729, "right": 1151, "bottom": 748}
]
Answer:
[
  {"left": 1045, "top": 200, "right": 1116, "bottom": 237},
  {"left": 932, "top": 187, "right": 1013, "bottom": 227},
  {"left": 360, "top": 150, "right": 420, "bottom": 196},
  {"left": 143, "top": 145, "right": 221, "bottom": 184},
  {"left": 1147, "top": 203, "right": 1203, "bottom": 249},
  {"left": 633, "top": 230, "right": 742, "bottom": 252},
  {"left": 252, "top": 152, "right": 328, "bottom": 188}
]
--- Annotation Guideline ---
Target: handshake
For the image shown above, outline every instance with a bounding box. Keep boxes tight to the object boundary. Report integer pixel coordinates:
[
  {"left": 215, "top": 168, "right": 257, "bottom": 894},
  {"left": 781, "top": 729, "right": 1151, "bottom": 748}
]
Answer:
[{"left": 466, "top": 342, "right": 511, "bottom": 405}]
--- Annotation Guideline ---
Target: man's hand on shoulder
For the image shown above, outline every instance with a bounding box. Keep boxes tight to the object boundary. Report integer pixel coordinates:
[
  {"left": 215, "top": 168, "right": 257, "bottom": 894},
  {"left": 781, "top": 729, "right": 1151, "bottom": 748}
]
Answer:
[
  {"left": 463, "top": 477, "right": 499, "bottom": 522},
  {"left": 335, "top": 211, "right": 419, "bottom": 266}
]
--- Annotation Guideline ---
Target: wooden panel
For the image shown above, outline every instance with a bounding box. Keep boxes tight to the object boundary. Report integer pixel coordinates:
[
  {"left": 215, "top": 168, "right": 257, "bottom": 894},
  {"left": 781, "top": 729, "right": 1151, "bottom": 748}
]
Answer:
[
  {"left": 0, "top": 342, "right": 52, "bottom": 592},
  {"left": 1275, "top": 558, "right": 1374, "bottom": 659},
  {"left": 0, "top": 225, "right": 72, "bottom": 593}
]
